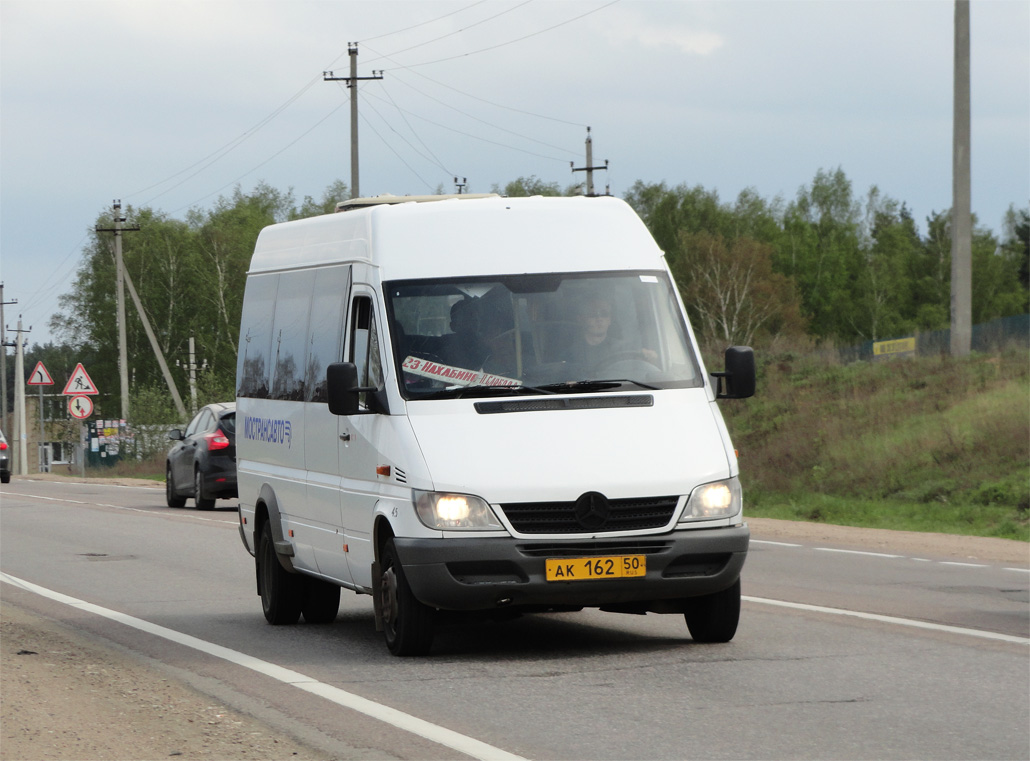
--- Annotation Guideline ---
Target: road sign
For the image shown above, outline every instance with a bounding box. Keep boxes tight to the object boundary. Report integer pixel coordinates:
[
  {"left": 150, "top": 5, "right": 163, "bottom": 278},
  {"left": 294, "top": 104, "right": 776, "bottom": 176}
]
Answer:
[
  {"left": 62, "top": 363, "right": 99, "bottom": 396},
  {"left": 68, "top": 395, "right": 94, "bottom": 419},
  {"left": 27, "top": 361, "right": 54, "bottom": 386}
]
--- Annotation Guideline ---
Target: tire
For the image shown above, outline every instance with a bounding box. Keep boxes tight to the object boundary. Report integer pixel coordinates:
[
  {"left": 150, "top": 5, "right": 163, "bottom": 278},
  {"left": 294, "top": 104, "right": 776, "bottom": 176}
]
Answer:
[
  {"left": 1, "top": 473, "right": 11, "bottom": 484},
  {"left": 302, "top": 577, "right": 341, "bottom": 624},
  {"left": 380, "top": 538, "right": 435, "bottom": 656},
  {"left": 194, "top": 467, "right": 215, "bottom": 510},
  {"left": 165, "top": 464, "right": 186, "bottom": 508},
  {"left": 684, "top": 578, "right": 741, "bottom": 643},
  {"left": 258, "top": 526, "right": 303, "bottom": 625}
]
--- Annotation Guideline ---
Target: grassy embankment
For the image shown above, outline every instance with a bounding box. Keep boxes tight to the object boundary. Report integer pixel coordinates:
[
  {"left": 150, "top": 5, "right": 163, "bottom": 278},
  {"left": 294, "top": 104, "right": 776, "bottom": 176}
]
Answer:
[
  {"left": 715, "top": 345, "right": 1029, "bottom": 541},
  {"left": 87, "top": 347, "right": 1029, "bottom": 541}
]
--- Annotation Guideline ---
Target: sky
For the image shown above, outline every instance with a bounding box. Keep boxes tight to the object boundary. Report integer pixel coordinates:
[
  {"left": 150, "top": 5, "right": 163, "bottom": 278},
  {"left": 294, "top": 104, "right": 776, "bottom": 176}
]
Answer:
[{"left": 2, "top": 0, "right": 1028, "bottom": 347}]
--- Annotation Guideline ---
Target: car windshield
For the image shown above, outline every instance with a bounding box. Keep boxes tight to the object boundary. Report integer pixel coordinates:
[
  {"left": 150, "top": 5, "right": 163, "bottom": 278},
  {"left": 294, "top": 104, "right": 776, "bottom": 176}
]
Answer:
[{"left": 385, "top": 271, "right": 702, "bottom": 400}]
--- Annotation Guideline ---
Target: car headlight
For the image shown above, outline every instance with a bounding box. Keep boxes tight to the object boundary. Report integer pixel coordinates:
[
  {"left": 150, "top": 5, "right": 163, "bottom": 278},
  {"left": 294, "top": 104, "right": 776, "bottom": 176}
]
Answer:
[
  {"left": 679, "top": 477, "right": 742, "bottom": 522},
  {"left": 413, "top": 490, "right": 503, "bottom": 530}
]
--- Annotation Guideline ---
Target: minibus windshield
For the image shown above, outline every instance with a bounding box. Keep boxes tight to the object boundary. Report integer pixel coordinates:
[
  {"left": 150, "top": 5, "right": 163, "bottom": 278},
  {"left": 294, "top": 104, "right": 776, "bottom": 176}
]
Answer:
[{"left": 385, "top": 271, "right": 703, "bottom": 400}]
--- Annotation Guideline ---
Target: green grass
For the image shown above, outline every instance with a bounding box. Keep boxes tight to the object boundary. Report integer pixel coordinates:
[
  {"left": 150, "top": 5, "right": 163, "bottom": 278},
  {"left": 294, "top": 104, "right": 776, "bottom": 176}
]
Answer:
[
  {"left": 720, "top": 345, "right": 1030, "bottom": 541},
  {"left": 746, "top": 491, "right": 1028, "bottom": 541}
]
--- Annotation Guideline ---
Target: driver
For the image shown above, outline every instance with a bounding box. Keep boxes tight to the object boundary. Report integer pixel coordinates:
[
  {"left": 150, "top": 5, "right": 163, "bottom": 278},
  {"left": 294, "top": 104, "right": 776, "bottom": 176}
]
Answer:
[{"left": 566, "top": 294, "right": 657, "bottom": 370}]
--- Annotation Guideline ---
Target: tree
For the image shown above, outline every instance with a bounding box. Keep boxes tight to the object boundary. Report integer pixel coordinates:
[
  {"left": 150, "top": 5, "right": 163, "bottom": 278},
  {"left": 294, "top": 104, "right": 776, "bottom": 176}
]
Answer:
[
  {"left": 493, "top": 176, "right": 563, "bottom": 197},
  {"left": 671, "top": 231, "right": 805, "bottom": 346},
  {"left": 776, "top": 168, "right": 864, "bottom": 339},
  {"left": 295, "top": 179, "right": 350, "bottom": 218}
]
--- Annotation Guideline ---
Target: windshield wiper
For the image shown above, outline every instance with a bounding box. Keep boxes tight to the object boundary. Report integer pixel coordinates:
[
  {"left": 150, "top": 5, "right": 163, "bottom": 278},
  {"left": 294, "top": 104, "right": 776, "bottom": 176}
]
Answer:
[
  {"left": 540, "top": 379, "right": 660, "bottom": 392},
  {"left": 417, "top": 382, "right": 558, "bottom": 400}
]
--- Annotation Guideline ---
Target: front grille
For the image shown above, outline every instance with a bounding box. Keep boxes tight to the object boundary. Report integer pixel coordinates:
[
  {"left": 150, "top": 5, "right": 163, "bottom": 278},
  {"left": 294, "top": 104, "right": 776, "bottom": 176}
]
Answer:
[{"left": 500, "top": 495, "right": 679, "bottom": 534}]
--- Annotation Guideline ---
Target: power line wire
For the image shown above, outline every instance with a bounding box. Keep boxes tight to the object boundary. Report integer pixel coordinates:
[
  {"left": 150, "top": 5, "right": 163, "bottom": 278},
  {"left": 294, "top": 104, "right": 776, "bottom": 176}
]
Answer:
[
  {"left": 359, "top": 0, "right": 491, "bottom": 45},
  {"left": 129, "top": 76, "right": 324, "bottom": 206},
  {"left": 364, "top": 43, "right": 584, "bottom": 128},
  {"left": 362, "top": 90, "right": 572, "bottom": 164},
  {"left": 393, "top": 0, "right": 620, "bottom": 69},
  {"left": 381, "top": 73, "right": 579, "bottom": 156},
  {"left": 363, "top": 0, "right": 534, "bottom": 65},
  {"left": 359, "top": 108, "right": 436, "bottom": 193},
  {"left": 167, "top": 100, "right": 348, "bottom": 216}
]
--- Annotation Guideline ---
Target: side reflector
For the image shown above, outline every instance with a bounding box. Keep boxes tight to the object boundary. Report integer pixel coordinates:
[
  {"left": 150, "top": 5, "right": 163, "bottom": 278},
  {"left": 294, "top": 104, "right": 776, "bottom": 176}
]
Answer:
[
  {"left": 376, "top": 465, "right": 391, "bottom": 477},
  {"left": 288, "top": 529, "right": 294, "bottom": 537}
]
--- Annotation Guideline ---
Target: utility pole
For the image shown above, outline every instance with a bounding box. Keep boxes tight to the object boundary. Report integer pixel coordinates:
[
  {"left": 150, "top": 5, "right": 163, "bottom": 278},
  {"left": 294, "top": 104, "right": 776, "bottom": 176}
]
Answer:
[
  {"left": 454, "top": 177, "right": 468, "bottom": 195},
  {"left": 951, "top": 0, "right": 972, "bottom": 357},
  {"left": 96, "top": 201, "right": 139, "bottom": 420},
  {"left": 174, "top": 334, "right": 206, "bottom": 415},
  {"left": 571, "top": 127, "right": 609, "bottom": 197},
  {"left": 324, "top": 43, "right": 384, "bottom": 199},
  {"left": 13, "top": 320, "right": 27, "bottom": 475},
  {"left": 0, "top": 283, "right": 17, "bottom": 438}
]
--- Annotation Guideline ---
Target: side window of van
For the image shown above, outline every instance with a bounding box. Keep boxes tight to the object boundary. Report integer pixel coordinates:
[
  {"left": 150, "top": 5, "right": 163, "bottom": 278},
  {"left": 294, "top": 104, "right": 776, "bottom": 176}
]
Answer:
[
  {"left": 237, "top": 274, "right": 279, "bottom": 398},
  {"left": 305, "top": 265, "right": 351, "bottom": 403},
  {"left": 350, "top": 295, "right": 384, "bottom": 409},
  {"left": 270, "top": 270, "right": 316, "bottom": 401}
]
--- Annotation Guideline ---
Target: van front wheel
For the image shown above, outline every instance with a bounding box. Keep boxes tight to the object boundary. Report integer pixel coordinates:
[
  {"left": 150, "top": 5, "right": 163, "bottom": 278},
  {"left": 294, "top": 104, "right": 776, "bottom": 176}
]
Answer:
[
  {"left": 380, "top": 539, "right": 435, "bottom": 656},
  {"left": 684, "top": 578, "right": 741, "bottom": 643},
  {"left": 258, "top": 527, "right": 303, "bottom": 625}
]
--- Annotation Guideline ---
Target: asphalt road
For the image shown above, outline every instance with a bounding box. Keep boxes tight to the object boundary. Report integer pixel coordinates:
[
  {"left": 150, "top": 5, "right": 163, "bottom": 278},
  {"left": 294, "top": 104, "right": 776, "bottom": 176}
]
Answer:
[{"left": 1, "top": 478, "right": 1027, "bottom": 760}]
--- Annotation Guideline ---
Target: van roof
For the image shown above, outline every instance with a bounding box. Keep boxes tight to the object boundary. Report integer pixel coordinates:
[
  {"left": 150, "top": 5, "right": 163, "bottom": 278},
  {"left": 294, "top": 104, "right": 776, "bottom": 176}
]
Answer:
[
  {"left": 335, "top": 193, "right": 499, "bottom": 211},
  {"left": 249, "top": 195, "right": 665, "bottom": 279}
]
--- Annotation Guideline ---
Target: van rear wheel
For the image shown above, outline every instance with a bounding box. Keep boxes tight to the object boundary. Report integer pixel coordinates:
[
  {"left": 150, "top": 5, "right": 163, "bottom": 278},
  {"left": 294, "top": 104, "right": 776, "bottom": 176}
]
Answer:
[
  {"left": 380, "top": 539, "right": 435, "bottom": 656},
  {"left": 684, "top": 578, "right": 741, "bottom": 643},
  {"left": 258, "top": 527, "right": 303, "bottom": 625}
]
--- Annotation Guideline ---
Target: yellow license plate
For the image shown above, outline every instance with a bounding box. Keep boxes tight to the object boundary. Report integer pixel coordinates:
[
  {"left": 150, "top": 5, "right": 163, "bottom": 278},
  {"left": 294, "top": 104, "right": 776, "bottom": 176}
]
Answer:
[{"left": 545, "top": 555, "right": 646, "bottom": 582}]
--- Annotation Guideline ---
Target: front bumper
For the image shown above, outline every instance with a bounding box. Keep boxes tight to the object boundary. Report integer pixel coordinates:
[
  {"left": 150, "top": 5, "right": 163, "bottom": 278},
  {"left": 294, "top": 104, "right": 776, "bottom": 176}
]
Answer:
[{"left": 393, "top": 524, "right": 749, "bottom": 611}]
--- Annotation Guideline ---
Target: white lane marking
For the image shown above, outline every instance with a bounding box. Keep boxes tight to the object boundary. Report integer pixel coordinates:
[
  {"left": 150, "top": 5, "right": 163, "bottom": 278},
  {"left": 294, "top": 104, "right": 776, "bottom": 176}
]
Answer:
[
  {"left": 0, "top": 573, "right": 527, "bottom": 761},
  {"left": 751, "top": 538, "right": 1028, "bottom": 573},
  {"left": 743, "top": 595, "right": 1030, "bottom": 645},
  {"left": 813, "top": 547, "right": 902, "bottom": 559},
  {"left": 2, "top": 490, "right": 236, "bottom": 525},
  {"left": 17, "top": 478, "right": 161, "bottom": 491}
]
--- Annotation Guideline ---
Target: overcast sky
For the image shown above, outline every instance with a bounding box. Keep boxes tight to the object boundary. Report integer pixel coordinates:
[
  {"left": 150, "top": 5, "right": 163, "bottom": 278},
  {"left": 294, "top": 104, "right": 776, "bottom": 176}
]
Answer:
[{"left": 2, "top": 0, "right": 1028, "bottom": 347}]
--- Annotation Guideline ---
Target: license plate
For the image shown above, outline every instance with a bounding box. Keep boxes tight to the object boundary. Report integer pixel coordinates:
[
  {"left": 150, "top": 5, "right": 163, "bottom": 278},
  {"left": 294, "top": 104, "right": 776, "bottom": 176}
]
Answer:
[{"left": 545, "top": 555, "right": 646, "bottom": 582}]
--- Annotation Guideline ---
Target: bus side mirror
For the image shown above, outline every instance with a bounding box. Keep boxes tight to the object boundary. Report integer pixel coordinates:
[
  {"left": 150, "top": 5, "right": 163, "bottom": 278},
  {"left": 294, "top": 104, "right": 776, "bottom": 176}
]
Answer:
[
  {"left": 327, "top": 363, "right": 361, "bottom": 415},
  {"left": 327, "top": 362, "right": 384, "bottom": 415},
  {"left": 711, "top": 346, "right": 755, "bottom": 400}
]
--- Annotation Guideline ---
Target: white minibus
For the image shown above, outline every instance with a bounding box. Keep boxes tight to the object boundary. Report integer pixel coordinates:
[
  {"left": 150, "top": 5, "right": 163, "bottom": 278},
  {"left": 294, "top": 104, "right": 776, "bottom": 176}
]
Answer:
[{"left": 236, "top": 194, "right": 755, "bottom": 655}]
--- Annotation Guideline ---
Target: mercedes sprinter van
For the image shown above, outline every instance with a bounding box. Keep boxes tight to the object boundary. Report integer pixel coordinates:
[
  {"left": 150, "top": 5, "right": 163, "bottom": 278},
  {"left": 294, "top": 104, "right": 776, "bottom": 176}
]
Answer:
[{"left": 236, "top": 194, "right": 755, "bottom": 655}]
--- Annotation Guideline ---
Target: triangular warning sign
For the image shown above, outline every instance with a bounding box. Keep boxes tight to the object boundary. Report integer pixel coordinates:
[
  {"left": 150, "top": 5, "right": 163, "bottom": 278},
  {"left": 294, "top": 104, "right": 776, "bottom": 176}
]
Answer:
[
  {"left": 27, "top": 361, "right": 55, "bottom": 386},
  {"left": 62, "top": 363, "right": 99, "bottom": 396}
]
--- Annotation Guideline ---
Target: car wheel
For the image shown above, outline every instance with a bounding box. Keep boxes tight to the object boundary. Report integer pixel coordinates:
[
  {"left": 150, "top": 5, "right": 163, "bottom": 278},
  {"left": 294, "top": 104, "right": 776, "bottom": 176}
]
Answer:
[
  {"left": 684, "top": 578, "right": 741, "bottom": 643},
  {"left": 165, "top": 464, "right": 186, "bottom": 508},
  {"left": 302, "top": 577, "right": 341, "bottom": 624},
  {"left": 380, "top": 538, "right": 435, "bottom": 656},
  {"left": 258, "top": 526, "right": 302, "bottom": 625},
  {"left": 0, "top": 473, "right": 10, "bottom": 484},
  {"left": 194, "top": 467, "right": 215, "bottom": 510}
]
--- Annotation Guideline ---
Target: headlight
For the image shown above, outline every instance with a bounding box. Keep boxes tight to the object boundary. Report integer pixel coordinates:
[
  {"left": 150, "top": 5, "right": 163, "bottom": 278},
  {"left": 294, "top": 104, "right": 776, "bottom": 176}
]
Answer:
[
  {"left": 413, "top": 490, "right": 503, "bottom": 530},
  {"left": 679, "top": 477, "right": 742, "bottom": 522}
]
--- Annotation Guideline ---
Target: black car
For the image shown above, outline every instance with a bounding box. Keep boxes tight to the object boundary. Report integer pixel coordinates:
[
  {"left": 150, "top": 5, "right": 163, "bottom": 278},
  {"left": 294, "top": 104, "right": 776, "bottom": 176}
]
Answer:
[
  {"left": 166, "top": 402, "right": 236, "bottom": 509},
  {"left": 0, "top": 428, "right": 10, "bottom": 484}
]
